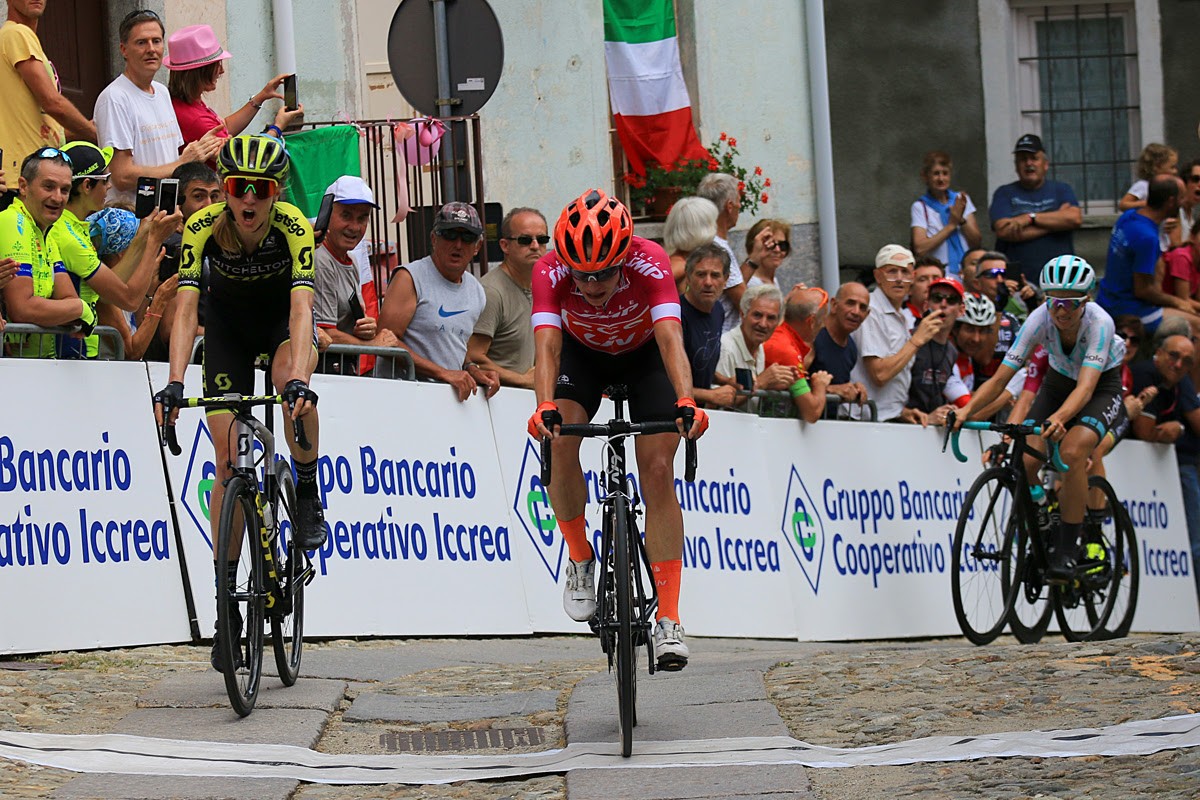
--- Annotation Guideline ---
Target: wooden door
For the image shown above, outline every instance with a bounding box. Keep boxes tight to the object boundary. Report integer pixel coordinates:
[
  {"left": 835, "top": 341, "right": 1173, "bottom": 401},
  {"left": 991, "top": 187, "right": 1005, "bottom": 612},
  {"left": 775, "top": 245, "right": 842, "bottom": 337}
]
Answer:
[{"left": 39, "top": 0, "right": 108, "bottom": 118}]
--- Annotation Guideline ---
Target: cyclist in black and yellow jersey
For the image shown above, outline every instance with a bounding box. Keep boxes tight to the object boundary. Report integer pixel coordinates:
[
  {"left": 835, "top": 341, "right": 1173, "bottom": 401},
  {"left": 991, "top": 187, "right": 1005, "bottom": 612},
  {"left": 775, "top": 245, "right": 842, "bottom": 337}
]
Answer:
[{"left": 152, "top": 134, "right": 326, "bottom": 670}]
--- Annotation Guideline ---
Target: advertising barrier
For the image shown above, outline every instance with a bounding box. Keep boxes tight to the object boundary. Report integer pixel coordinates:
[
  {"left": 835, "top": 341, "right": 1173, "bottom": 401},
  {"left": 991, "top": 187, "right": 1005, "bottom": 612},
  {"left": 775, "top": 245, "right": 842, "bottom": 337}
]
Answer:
[
  {"left": 2, "top": 361, "right": 1196, "bottom": 654},
  {"left": 0, "top": 361, "right": 191, "bottom": 653}
]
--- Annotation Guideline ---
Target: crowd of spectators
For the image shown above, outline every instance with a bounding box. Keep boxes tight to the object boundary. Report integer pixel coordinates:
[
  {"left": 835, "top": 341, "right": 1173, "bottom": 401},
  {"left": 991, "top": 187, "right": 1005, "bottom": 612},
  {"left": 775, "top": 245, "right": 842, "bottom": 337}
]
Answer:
[{"left": 2, "top": 1, "right": 1199, "bottom": 599}]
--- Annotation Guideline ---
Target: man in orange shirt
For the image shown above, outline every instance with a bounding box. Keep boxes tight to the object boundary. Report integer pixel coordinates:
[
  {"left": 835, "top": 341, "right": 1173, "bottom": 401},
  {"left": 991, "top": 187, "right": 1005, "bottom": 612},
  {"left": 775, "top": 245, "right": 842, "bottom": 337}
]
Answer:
[{"left": 762, "top": 284, "right": 832, "bottom": 422}]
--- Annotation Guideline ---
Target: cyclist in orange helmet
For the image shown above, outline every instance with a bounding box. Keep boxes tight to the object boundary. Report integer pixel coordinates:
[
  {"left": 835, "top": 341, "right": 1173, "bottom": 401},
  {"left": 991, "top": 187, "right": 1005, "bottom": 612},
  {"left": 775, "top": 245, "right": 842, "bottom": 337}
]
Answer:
[{"left": 528, "top": 189, "right": 708, "bottom": 670}]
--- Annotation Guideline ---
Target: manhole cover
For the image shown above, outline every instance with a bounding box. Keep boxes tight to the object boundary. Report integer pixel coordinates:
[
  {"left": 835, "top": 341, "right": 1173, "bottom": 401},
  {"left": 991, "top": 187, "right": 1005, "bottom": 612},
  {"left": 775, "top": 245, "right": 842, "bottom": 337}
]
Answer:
[
  {"left": 380, "top": 727, "right": 546, "bottom": 752},
  {"left": 0, "top": 662, "right": 53, "bottom": 671}
]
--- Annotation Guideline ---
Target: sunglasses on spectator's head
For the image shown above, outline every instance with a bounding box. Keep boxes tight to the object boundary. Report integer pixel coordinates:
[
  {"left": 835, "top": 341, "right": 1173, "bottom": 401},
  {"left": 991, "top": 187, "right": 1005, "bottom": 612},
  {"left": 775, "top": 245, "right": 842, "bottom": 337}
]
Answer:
[
  {"left": 24, "top": 147, "right": 72, "bottom": 168},
  {"left": 223, "top": 176, "right": 279, "bottom": 198},
  {"left": 768, "top": 239, "right": 791, "bottom": 255},
  {"left": 810, "top": 286, "right": 829, "bottom": 311},
  {"left": 504, "top": 234, "right": 550, "bottom": 246},
  {"left": 436, "top": 228, "right": 480, "bottom": 244},
  {"left": 571, "top": 263, "right": 623, "bottom": 284},
  {"left": 928, "top": 291, "right": 962, "bottom": 305},
  {"left": 1047, "top": 295, "right": 1087, "bottom": 311}
]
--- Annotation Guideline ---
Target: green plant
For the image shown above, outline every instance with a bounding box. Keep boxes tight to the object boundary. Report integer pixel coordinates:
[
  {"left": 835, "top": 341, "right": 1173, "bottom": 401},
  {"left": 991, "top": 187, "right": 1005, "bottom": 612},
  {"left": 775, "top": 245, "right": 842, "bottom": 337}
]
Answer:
[{"left": 622, "top": 132, "right": 771, "bottom": 216}]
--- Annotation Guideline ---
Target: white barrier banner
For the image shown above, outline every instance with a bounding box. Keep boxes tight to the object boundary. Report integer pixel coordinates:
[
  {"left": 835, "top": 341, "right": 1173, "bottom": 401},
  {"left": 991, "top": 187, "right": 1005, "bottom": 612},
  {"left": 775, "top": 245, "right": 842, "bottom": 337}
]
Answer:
[
  {"left": 0, "top": 361, "right": 190, "bottom": 654},
  {"left": 153, "top": 365, "right": 532, "bottom": 637},
  {"left": 488, "top": 394, "right": 801, "bottom": 638}
]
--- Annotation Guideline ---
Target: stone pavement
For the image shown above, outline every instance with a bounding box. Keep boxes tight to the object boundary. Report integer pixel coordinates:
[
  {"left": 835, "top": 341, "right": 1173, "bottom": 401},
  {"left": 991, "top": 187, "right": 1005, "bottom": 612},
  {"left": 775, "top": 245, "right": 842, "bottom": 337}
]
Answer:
[{"left": 0, "top": 633, "right": 1197, "bottom": 799}]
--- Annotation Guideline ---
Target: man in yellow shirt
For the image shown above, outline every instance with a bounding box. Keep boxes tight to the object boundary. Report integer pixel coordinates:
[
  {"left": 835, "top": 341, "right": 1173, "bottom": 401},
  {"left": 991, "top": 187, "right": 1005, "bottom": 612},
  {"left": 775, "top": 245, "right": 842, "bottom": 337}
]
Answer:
[
  {"left": 0, "top": 147, "right": 92, "bottom": 357},
  {"left": 0, "top": 1, "right": 95, "bottom": 204}
]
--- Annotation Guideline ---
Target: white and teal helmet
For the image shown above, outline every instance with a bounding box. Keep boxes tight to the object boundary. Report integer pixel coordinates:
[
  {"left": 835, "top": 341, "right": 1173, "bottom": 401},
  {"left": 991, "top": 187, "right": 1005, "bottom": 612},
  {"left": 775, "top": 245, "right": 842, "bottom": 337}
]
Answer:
[{"left": 1040, "top": 255, "right": 1095, "bottom": 293}]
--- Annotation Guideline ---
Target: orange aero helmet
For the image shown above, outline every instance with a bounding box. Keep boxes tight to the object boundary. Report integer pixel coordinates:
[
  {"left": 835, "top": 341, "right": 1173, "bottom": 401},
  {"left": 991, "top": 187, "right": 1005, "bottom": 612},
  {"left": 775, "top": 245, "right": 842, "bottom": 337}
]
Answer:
[{"left": 554, "top": 189, "right": 633, "bottom": 273}]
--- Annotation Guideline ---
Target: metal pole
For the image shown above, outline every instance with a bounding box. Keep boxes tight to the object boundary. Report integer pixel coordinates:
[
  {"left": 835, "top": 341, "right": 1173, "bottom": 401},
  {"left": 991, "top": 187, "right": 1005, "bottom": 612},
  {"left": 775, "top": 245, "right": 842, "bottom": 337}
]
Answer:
[
  {"left": 805, "top": 0, "right": 839, "bottom": 291},
  {"left": 271, "top": 0, "right": 297, "bottom": 75},
  {"left": 431, "top": 0, "right": 456, "bottom": 201}
]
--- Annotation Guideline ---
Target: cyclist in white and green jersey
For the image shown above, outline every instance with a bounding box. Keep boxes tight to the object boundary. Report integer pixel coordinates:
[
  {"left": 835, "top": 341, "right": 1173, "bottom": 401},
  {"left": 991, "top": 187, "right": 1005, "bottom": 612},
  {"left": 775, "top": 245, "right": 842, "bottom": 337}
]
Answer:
[{"left": 954, "top": 256, "right": 1125, "bottom": 580}]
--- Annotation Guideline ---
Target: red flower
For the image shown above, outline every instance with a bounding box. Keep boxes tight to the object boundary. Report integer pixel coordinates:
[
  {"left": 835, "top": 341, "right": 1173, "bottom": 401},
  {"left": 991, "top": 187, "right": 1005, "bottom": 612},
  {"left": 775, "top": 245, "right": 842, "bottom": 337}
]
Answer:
[
  {"left": 719, "top": 132, "right": 727, "bottom": 141},
  {"left": 764, "top": 178, "right": 771, "bottom": 188},
  {"left": 761, "top": 193, "right": 769, "bottom": 204},
  {"left": 737, "top": 181, "right": 746, "bottom": 192},
  {"left": 707, "top": 156, "right": 719, "bottom": 170},
  {"left": 729, "top": 137, "right": 737, "bottom": 147},
  {"left": 754, "top": 166, "right": 762, "bottom": 176}
]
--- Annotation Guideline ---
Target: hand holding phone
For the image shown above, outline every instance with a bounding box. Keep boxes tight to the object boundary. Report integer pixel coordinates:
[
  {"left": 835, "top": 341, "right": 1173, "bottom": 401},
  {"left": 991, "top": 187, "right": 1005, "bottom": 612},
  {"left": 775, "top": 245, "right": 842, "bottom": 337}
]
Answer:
[{"left": 283, "top": 74, "right": 298, "bottom": 111}]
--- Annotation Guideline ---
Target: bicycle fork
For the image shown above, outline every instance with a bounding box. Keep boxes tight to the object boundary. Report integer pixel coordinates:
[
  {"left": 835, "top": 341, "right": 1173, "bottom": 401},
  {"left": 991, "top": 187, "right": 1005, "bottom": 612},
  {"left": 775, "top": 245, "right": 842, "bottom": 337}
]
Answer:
[{"left": 232, "top": 414, "right": 281, "bottom": 615}]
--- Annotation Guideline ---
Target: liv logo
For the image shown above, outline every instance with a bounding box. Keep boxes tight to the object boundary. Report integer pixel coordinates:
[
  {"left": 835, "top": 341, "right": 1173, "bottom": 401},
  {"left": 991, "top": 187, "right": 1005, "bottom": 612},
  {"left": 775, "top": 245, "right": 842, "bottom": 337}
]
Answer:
[
  {"left": 780, "top": 465, "right": 825, "bottom": 594},
  {"left": 180, "top": 420, "right": 217, "bottom": 550},
  {"left": 512, "top": 438, "right": 565, "bottom": 581}
]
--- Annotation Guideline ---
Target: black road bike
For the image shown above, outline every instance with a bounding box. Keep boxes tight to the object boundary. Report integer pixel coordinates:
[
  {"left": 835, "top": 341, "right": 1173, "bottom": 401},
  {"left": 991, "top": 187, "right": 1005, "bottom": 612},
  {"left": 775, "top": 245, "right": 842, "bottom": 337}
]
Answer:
[
  {"left": 162, "top": 394, "right": 315, "bottom": 716},
  {"left": 540, "top": 386, "right": 697, "bottom": 757},
  {"left": 944, "top": 417, "right": 1137, "bottom": 644}
]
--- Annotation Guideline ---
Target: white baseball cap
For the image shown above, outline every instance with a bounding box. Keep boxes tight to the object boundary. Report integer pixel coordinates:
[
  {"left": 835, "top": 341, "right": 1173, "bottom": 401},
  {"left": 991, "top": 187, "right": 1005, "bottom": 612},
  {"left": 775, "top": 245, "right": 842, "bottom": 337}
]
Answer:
[
  {"left": 324, "top": 175, "right": 379, "bottom": 209},
  {"left": 874, "top": 244, "right": 915, "bottom": 270}
]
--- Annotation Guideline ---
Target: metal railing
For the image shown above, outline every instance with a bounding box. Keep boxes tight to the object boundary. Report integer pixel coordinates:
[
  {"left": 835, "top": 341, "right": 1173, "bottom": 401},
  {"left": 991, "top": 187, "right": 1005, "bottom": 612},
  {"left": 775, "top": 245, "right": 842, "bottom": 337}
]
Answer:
[
  {"left": 2, "top": 324, "right": 125, "bottom": 360},
  {"left": 727, "top": 389, "right": 878, "bottom": 422},
  {"left": 188, "top": 336, "right": 415, "bottom": 382}
]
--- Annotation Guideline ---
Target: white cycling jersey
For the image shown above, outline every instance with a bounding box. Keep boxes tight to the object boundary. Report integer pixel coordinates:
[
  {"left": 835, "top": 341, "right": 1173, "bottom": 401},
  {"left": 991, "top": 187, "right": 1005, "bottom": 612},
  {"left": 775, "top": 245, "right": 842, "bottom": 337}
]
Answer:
[{"left": 1001, "top": 301, "right": 1124, "bottom": 379}]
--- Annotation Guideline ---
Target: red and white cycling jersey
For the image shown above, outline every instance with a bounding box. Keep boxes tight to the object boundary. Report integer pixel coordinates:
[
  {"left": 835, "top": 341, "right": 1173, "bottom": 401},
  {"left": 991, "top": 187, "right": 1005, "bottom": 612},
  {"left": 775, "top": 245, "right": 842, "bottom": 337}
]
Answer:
[{"left": 531, "top": 235, "right": 681, "bottom": 355}]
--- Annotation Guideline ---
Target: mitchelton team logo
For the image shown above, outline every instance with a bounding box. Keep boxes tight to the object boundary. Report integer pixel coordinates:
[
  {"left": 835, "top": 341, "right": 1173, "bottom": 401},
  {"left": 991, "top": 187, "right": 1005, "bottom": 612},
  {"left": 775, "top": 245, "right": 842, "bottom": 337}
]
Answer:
[
  {"left": 512, "top": 438, "right": 565, "bottom": 582},
  {"left": 780, "top": 465, "right": 826, "bottom": 595}
]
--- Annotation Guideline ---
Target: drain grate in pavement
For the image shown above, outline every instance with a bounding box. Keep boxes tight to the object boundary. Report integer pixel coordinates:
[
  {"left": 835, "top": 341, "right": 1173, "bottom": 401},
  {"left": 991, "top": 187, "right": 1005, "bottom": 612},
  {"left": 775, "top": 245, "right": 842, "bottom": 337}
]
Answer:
[{"left": 379, "top": 727, "right": 546, "bottom": 752}]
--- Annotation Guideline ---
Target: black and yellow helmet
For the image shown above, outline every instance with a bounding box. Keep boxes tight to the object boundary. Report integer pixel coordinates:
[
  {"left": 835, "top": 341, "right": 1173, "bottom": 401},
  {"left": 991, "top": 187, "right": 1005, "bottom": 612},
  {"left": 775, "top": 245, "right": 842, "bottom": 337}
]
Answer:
[{"left": 217, "top": 134, "right": 289, "bottom": 180}]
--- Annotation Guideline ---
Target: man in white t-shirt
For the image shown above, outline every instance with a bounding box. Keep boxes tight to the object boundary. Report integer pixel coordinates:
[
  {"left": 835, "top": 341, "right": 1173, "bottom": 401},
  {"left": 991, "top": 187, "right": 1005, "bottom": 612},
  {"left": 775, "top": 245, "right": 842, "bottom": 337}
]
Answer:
[
  {"left": 94, "top": 9, "right": 221, "bottom": 206},
  {"left": 697, "top": 172, "right": 746, "bottom": 333}
]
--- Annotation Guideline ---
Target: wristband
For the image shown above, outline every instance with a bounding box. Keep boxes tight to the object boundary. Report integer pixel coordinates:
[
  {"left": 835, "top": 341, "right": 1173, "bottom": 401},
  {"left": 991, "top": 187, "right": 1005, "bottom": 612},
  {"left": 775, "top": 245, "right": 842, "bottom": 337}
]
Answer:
[
  {"left": 265, "top": 124, "right": 283, "bottom": 138},
  {"left": 788, "top": 377, "right": 811, "bottom": 398},
  {"left": 249, "top": 96, "right": 263, "bottom": 109}
]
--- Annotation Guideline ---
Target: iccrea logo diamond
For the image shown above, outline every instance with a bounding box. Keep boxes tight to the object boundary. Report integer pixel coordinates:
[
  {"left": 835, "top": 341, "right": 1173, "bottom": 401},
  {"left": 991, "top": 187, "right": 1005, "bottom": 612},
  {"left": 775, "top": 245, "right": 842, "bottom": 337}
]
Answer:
[
  {"left": 512, "top": 438, "right": 565, "bottom": 581},
  {"left": 780, "top": 465, "right": 826, "bottom": 595}
]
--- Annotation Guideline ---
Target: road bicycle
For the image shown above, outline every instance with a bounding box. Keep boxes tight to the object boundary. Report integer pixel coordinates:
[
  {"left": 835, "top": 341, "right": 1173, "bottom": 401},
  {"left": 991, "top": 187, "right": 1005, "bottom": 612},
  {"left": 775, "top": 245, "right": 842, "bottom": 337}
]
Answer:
[
  {"left": 162, "top": 394, "right": 315, "bottom": 716},
  {"left": 943, "top": 416, "right": 1137, "bottom": 644},
  {"left": 539, "top": 386, "right": 697, "bottom": 758}
]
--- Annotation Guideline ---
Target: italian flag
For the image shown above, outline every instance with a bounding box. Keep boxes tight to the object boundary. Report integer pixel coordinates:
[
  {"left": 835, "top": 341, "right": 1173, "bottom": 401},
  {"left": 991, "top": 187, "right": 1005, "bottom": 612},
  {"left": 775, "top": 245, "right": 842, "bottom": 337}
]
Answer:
[{"left": 604, "top": 0, "right": 708, "bottom": 176}]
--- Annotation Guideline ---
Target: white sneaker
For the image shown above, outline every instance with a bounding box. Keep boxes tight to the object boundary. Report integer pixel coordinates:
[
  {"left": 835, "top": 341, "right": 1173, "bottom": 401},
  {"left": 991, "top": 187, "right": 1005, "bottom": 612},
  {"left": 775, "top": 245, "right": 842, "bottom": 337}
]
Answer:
[
  {"left": 563, "top": 558, "right": 597, "bottom": 621},
  {"left": 653, "top": 617, "right": 689, "bottom": 671}
]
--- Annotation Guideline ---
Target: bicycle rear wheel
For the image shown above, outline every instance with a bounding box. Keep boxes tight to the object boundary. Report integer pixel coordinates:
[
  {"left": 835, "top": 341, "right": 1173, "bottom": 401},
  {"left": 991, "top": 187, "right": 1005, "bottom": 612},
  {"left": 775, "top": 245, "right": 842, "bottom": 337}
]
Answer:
[
  {"left": 1096, "top": 487, "right": 1139, "bottom": 640},
  {"left": 217, "top": 476, "right": 265, "bottom": 717},
  {"left": 951, "top": 468, "right": 1022, "bottom": 645},
  {"left": 271, "top": 461, "right": 305, "bottom": 686},
  {"left": 1054, "top": 477, "right": 1128, "bottom": 641},
  {"left": 611, "top": 495, "right": 636, "bottom": 758}
]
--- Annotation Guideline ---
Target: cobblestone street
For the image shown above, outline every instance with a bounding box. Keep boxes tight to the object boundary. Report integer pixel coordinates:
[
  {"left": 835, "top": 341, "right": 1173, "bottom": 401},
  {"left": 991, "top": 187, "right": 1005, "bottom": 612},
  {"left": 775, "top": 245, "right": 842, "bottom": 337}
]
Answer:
[{"left": 0, "top": 633, "right": 1197, "bottom": 799}]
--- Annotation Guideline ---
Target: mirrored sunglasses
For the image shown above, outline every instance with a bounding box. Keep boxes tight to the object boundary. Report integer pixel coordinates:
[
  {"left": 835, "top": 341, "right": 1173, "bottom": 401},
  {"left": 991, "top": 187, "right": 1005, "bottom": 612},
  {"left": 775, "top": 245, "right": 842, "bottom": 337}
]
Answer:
[{"left": 1047, "top": 296, "right": 1087, "bottom": 312}]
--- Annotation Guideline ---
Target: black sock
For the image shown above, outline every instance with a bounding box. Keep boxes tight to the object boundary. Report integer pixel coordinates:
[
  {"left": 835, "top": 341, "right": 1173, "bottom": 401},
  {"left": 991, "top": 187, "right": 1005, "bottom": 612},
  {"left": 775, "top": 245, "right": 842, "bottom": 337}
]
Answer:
[
  {"left": 1059, "top": 521, "right": 1083, "bottom": 554},
  {"left": 295, "top": 459, "right": 318, "bottom": 496}
]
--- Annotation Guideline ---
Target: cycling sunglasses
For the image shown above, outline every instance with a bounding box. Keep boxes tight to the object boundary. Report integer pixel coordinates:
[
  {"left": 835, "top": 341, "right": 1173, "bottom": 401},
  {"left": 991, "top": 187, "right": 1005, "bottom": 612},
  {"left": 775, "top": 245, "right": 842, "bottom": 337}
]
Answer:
[
  {"left": 22, "top": 147, "right": 72, "bottom": 172},
  {"left": 1047, "top": 295, "right": 1087, "bottom": 312},
  {"left": 505, "top": 234, "right": 550, "bottom": 246},
  {"left": 224, "top": 176, "right": 279, "bottom": 199},
  {"left": 436, "top": 228, "right": 481, "bottom": 244},
  {"left": 571, "top": 263, "right": 623, "bottom": 283},
  {"left": 982, "top": 267, "right": 1007, "bottom": 278}
]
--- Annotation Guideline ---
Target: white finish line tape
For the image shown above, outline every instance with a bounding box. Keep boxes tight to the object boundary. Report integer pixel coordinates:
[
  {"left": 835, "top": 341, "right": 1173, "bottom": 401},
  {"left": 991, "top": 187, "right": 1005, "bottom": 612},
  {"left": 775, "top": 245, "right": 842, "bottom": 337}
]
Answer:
[{"left": 1, "top": 714, "right": 1198, "bottom": 785}]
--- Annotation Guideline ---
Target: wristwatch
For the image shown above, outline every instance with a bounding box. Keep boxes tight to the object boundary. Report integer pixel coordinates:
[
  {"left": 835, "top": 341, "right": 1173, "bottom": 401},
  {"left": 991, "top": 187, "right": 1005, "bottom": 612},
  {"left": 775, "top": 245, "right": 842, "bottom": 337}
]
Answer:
[{"left": 1028, "top": 212, "right": 1038, "bottom": 225}]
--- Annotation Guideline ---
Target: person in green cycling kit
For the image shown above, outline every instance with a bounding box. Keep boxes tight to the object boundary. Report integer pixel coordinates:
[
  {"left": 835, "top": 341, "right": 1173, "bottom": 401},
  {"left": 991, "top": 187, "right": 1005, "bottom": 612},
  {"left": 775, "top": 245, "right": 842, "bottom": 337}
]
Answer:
[
  {"left": 527, "top": 189, "right": 709, "bottom": 671},
  {"left": 151, "top": 134, "right": 326, "bottom": 670},
  {"left": 954, "top": 255, "right": 1125, "bottom": 580}
]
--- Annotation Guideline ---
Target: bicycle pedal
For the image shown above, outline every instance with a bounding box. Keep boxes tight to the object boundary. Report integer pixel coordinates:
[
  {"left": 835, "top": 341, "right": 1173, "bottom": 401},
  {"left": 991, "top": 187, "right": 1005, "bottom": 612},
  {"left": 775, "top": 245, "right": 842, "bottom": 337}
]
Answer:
[{"left": 656, "top": 653, "right": 687, "bottom": 672}]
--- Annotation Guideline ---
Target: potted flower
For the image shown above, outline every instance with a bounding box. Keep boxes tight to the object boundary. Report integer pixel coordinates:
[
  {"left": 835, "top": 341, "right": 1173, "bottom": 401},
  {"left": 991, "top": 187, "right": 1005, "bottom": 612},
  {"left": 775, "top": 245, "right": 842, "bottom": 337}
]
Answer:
[{"left": 622, "top": 132, "right": 771, "bottom": 219}]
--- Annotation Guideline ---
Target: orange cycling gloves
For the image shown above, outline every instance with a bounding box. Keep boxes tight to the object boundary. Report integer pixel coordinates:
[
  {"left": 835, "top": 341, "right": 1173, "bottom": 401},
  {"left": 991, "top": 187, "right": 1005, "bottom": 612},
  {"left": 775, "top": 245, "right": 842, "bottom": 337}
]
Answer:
[
  {"left": 528, "top": 400, "right": 562, "bottom": 438},
  {"left": 675, "top": 397, "right": 709, "bottom": 436}
]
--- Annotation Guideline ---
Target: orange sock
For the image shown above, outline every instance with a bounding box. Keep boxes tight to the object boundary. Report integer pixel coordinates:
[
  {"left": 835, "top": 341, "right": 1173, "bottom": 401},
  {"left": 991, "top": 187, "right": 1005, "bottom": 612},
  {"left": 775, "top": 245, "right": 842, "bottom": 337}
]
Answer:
[
  {"left": 652, "top": 559, "right": 682, "bottom": 623},
  {"left": 560, "top": 513, "right": 593, "bottom": 563}
]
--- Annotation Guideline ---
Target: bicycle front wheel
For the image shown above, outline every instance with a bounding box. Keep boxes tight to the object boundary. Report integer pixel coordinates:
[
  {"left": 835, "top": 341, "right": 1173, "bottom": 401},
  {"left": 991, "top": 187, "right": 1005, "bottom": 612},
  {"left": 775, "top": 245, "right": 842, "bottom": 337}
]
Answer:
[
  {"left": 1054, "top": 476, "right": 1129, "bottom": 641},
  {"left": 271, "top": 461, "right": 305, "bottom": 686},
  {"left": 951, "top": 468, "right": 1022, "bottom": 645},
  {"left": 611, "top": 495, "right": 636, "bottom": 758},
  {"left": 217, "top": 476, "right": 266, "bottom": 717}
]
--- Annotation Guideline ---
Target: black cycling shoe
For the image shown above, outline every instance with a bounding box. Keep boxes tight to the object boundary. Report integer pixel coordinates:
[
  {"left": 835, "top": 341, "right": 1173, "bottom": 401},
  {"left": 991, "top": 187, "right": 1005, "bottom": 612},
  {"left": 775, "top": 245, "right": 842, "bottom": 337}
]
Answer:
[
  {"left": 210, "top": 606, "right": 244, "bottom": 673},
  {"left": 1045, "top": 547, "right": 1076, "bottom": 583},
  {"left": 293, "top": 492, "right": 327, "bottom": 550}
]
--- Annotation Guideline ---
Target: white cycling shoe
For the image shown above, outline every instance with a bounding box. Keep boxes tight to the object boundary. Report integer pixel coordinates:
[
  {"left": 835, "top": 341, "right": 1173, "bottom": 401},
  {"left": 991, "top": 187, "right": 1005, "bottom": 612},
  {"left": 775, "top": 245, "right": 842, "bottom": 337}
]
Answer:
[
  {"left": 653, "top": 617, "right": 689, "bottom": 671},
  {"left": 563, "top": 558, "right": 597, "bottom": 621}
]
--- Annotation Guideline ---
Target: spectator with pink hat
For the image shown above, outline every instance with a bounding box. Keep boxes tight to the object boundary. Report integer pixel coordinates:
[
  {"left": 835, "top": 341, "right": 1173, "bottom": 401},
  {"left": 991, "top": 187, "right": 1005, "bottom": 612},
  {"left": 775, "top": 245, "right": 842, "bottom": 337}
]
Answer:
[{"left": 165, "top": 24, "right": 304, "bottom": 150}]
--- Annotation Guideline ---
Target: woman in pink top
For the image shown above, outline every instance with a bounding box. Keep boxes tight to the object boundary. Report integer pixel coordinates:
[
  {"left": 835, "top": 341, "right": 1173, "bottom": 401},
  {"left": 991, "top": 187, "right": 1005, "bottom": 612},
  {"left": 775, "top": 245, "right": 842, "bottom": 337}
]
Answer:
[
  {"left": 165, "top": 24, "right": 303, "bottom": 148},
  {"left": 1163, "top": 224, "right": 1200, "bottom": 305}
]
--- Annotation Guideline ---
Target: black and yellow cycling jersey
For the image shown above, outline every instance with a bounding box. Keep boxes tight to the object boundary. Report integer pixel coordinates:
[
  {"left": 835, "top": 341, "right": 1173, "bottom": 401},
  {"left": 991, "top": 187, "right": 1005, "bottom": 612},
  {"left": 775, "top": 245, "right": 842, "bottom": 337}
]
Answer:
[{"left": 179, "top": 200, "right": 315, "bottom": 308}]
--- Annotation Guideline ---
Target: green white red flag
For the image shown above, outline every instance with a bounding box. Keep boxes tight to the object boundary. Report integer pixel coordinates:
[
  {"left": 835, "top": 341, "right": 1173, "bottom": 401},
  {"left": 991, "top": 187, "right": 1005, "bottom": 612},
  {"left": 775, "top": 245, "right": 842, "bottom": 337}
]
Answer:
[{"left": 603, "top": 0, "right": 708, "bottom": 176}]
